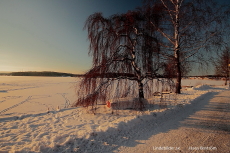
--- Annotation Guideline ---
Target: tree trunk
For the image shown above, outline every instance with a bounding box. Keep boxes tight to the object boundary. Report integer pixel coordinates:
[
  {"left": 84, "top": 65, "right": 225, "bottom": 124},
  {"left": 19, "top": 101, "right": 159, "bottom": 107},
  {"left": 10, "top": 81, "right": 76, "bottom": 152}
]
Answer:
[
  {"left": 129, "top": 35, "right": 145, "bottom": 106},
  {"left": 175, "top": 57, "right": 182, "bottom": 94},
  {"left": 137, "top": 80, "right": 145, "bottom": 110},
  {"left": 138, "top": 80, "right": 144, "bottom": 99},
  {"left": 174, "top": 0, "right": 181, "bottom": 94}
]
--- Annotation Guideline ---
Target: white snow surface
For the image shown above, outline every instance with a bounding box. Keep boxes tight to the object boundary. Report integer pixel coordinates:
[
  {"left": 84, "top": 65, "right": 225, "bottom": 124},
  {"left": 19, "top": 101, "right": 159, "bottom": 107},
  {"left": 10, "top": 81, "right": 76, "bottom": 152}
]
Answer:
[{"left": 0, "top": 76, "right": 227, "bottom": 152}]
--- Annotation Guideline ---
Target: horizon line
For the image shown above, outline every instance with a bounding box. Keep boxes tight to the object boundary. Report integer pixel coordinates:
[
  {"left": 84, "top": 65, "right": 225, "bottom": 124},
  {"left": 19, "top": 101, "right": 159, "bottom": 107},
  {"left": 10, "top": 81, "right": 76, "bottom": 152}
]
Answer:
[{"left": 0, "top": 71, "right": 84, "bottom": 75}]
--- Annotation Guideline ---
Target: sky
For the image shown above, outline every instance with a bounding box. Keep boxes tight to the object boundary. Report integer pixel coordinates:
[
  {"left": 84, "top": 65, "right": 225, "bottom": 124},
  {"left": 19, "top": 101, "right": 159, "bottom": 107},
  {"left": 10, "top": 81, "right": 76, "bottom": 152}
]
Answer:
[
  {"left": 0, "top": 0, "right": 229, "bottom": 75},
  {"left": 0, "top": 0, "right": 142, "bottom": 74}
]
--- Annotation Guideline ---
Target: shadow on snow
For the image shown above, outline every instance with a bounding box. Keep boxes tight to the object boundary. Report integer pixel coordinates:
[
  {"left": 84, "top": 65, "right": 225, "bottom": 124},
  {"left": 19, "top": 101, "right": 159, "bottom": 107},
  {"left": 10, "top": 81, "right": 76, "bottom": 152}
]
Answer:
[
  {"left": 2, "top": 90, "right": 228, "bottom": 152},
  {"left": 40, "top": 92, "right": 219, "bottom": 152}
]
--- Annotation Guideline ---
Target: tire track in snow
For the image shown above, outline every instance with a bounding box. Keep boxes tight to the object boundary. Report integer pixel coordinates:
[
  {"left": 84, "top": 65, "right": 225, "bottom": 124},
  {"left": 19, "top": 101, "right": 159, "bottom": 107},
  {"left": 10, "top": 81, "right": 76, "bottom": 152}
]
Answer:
[
  {"left": 0, "top": 96, "right": 32, "bottom": 115},
  {"left": 0, "top": 96, "right": 22, "bottom": 104}
]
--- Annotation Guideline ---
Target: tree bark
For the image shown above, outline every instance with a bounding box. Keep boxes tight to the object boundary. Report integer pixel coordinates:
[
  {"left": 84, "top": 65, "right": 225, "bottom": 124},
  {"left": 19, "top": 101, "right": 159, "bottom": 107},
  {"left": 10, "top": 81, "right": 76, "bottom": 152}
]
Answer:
[
  {"left": 137, "top": 79, "right": 145, "bottom": 110},
  {"left": 138, "top": 80, "right": 144, "bottom": 99},
  {"left": 174, "top": 0, "right": 182, "bottom": 94},
  {"left": 175, "top": 56, "right": 182, "bottom": 94}
]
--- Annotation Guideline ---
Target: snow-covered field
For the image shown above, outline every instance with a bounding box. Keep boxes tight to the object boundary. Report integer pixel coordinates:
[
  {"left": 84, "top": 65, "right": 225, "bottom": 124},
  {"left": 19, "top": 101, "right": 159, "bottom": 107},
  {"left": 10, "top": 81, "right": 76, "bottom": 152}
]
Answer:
[{"left": 0, "top": 76, "right": 227, "bottom": 152}]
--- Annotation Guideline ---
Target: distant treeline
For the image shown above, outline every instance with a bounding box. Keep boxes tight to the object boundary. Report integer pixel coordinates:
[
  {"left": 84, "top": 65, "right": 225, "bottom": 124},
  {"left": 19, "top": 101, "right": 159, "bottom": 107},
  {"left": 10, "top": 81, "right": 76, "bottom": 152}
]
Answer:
[
  {"left": 186, "top": 75, "right": 228, "bottom": 78},
  {"left": 0, "top": 71, "right": 226, "bottom": 78},
  {"left": 85, "top": 73, "right": 136, "bottom": 78},
  {"left": 10, "top": 71, "right": 83, "bottom": 77}
]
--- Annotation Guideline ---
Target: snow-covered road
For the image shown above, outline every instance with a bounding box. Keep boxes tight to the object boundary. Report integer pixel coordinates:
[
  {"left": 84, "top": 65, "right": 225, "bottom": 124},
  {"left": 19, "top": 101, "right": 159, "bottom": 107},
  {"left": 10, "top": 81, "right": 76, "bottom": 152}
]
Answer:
[{"left": 117, "top": 90, "right": 230, "bottom": 153}]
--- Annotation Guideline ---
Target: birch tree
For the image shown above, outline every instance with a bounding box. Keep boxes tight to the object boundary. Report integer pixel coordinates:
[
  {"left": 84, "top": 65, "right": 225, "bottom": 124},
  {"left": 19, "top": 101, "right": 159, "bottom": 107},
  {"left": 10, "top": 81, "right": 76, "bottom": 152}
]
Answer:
[{"left": 144, "top": 0, "right": 230, "bottom": 93}]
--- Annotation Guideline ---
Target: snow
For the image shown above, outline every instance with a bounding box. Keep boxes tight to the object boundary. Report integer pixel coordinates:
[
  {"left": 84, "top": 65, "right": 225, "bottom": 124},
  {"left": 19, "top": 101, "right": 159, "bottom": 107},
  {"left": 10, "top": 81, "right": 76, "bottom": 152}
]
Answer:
[{"left": 0, "top": 76, "right": 227, "bottom": 152}]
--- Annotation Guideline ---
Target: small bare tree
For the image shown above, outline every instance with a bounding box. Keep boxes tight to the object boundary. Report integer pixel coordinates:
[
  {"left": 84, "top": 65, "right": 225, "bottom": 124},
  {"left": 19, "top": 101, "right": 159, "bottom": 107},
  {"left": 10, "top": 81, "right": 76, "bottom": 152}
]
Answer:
[
  {"left": 214, "top": 47, "right": 230, "bottom": 85},
  {"left": 73, "top": 10, "right": 171, "bottom": 111}
]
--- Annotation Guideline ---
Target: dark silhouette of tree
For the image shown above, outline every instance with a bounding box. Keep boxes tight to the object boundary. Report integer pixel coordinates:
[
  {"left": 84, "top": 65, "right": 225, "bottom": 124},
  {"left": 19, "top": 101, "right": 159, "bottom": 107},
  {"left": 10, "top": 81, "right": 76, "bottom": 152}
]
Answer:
[
  {"left": 214, "top": 47, "right": 230, "bottom": 85},
  {"left": 73, "top": 10, "right": 171, "bottom": 111},
  {"left": 143, "top": 0, "right": 230, "bottom": 93},
  {"left": 163, "top": 58, "right": 191, "bottom": 78}
]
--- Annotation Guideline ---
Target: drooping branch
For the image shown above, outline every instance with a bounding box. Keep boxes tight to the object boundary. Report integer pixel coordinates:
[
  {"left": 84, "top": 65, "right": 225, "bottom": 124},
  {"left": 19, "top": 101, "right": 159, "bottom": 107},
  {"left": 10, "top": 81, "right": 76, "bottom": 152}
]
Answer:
[{"left": 74, "top": 9, "right": 171, "bottom": 111}]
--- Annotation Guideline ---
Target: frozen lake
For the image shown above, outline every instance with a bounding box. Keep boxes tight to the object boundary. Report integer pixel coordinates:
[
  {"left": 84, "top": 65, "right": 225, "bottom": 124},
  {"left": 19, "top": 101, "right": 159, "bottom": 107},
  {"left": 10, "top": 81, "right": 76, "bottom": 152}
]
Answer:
[{"left": 0, "top": 76, "right": 225, "bottom": 114}]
